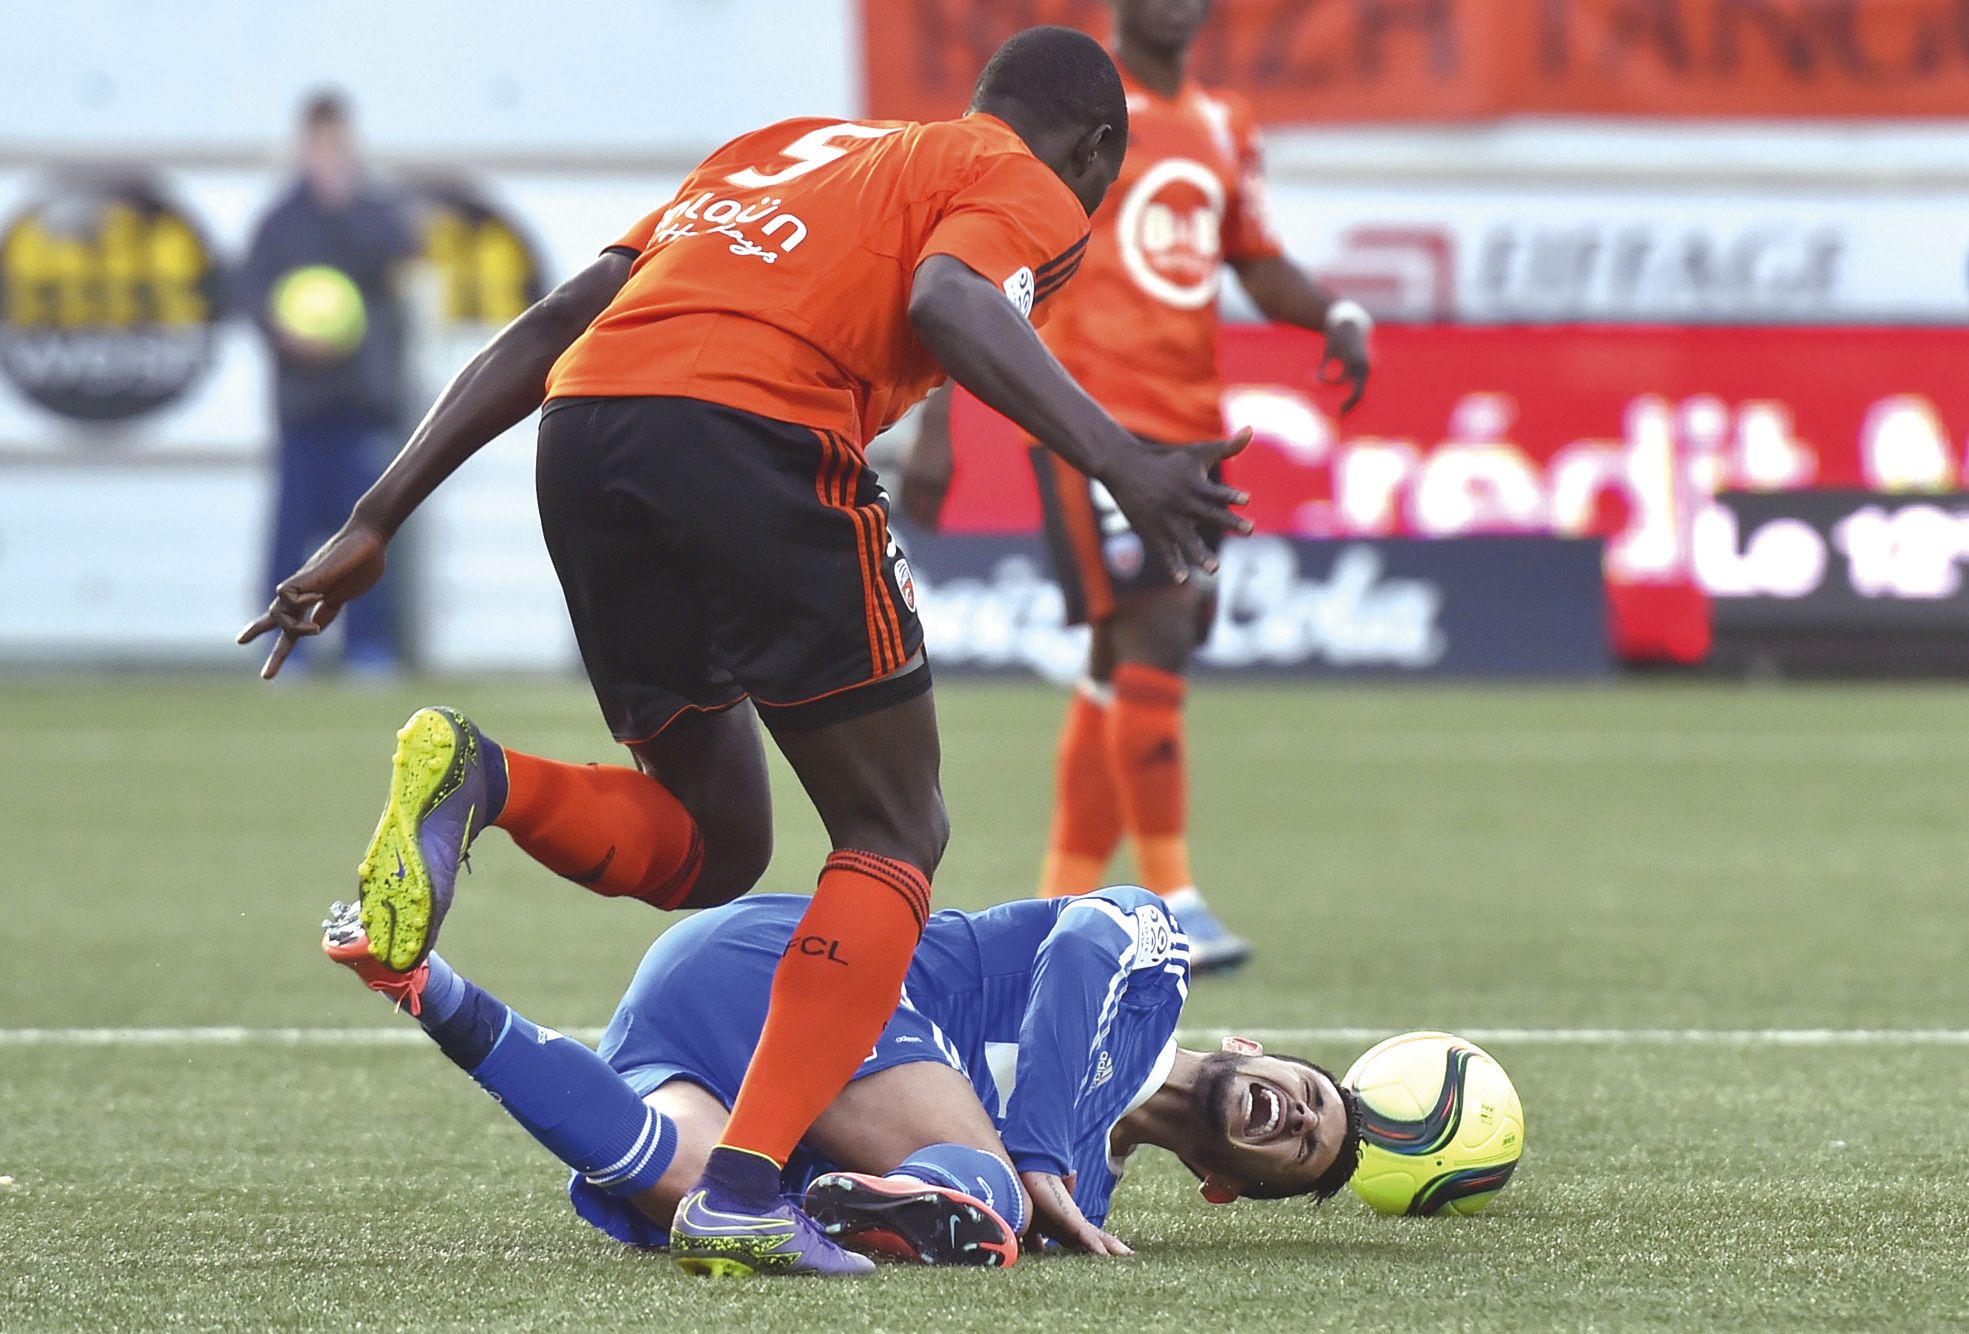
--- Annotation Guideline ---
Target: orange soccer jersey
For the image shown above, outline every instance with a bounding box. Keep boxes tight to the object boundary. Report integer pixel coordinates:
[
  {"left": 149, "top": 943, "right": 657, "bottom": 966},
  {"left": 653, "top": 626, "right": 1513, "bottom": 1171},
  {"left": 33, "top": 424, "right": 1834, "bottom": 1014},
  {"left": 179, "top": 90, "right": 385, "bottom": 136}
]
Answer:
[
  {"left": 546, "top": 114, "right": 1091, "bottom": 449},
  {"left": 1042, "top": 69, "right": 1283, "bottom": 445}
]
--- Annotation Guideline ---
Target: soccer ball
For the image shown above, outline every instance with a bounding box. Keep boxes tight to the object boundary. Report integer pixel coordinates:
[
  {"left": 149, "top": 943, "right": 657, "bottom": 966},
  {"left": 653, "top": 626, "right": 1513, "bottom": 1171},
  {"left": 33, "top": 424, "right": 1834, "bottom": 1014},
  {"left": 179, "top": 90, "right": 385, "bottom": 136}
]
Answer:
[
  {"left": 269, "top": 264, "right": 367, "bottom": 355},
  {"left": 1342, "top": 1031, "right": 1524, "bottom": 1217}
]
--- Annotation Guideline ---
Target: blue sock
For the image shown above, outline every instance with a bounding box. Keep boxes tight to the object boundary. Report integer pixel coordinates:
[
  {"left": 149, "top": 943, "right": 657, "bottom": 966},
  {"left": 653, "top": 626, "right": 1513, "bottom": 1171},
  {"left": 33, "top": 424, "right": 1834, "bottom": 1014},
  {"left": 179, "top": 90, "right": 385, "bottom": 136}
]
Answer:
[
  {"left": 416, "top": 974, "right": 676, "bottom": 1197},
  {"left": 892, "top": 1143, "right": 1026, "bottom": 1234},
  {"left": 478, "top": 735, "right": 509, "bottom": 824},
  {"left": 416, "top": 952, "right": 468, "bottom": 1027}
]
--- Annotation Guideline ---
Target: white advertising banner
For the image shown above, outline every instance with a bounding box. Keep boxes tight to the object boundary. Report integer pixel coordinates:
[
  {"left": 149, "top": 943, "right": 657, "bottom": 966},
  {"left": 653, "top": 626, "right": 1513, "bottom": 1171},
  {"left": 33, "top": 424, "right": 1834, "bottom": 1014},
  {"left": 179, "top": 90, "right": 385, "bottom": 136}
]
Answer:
[
  {"left": 1260, "top": 186, "right": 1969, "bottom": 324},
  {"left": 5, "top": 162, "right": 1967, "bottom": 666}
]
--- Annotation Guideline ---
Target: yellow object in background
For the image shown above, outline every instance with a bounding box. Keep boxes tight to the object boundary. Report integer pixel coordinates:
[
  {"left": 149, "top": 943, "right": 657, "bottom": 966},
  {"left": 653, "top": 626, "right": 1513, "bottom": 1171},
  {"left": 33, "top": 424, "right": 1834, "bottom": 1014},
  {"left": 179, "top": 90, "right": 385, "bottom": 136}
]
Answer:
[{"left": 269, "top": 264, "right": 367, "bottom": 355}]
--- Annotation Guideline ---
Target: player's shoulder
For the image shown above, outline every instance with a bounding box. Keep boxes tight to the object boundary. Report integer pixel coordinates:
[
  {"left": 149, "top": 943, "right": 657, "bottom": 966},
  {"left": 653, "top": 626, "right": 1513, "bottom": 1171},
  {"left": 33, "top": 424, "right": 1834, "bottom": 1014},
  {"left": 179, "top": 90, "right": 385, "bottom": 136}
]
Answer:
[
  {"left": 908, "top": 114, "right": 1042, "bottom": 178},
  {"left": 1078, "top": 883, "right": 1163, "bottom": 915},
  {"left": 698, "top": 115, "right": 852, "bottom": 169},
  {"left": 1186, "top": 82, "right": 1265, "bottom": 156},
  {"left": 1064, "top": 887, "right": 1186, "bottom": 970},
  {"left": 1190, "top": 81, "right": 1260, "bottom": 126}
]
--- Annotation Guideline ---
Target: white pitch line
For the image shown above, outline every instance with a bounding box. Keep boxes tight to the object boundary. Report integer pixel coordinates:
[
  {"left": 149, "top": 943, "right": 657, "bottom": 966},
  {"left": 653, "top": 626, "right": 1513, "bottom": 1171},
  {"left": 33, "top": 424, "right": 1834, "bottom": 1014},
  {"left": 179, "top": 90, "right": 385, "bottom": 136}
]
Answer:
[
  {"left": 1198, "top": 1027, "right": 1969, "bottom": 1047},
  {"left": 2, "top": 1026, "right": 1967, "bottom": 1048}
]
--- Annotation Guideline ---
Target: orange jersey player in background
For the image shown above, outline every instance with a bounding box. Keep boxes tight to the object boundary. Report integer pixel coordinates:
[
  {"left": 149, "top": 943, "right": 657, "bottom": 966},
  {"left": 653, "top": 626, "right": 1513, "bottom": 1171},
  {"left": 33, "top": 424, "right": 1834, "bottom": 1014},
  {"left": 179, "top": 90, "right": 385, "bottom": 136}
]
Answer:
[
  {"left": 904, "top": 0, "right": 1373, "bottom": 972},
  {"left": 242, "top": 27, "right": 1255, "bottom": 1278}
]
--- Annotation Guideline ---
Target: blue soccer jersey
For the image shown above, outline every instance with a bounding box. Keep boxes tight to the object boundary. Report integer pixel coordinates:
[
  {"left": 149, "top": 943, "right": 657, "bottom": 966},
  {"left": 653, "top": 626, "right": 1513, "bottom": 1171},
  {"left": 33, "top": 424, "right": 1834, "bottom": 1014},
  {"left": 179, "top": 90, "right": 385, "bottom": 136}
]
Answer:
[{"left": 587, "top": 886, "right": 1190, "bottom": 1234}]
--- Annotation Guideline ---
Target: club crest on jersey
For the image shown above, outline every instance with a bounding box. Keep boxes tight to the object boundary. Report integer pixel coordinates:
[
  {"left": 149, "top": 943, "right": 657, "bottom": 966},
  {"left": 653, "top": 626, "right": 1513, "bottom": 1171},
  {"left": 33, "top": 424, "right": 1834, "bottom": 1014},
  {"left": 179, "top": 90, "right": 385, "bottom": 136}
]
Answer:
[
  {"left": 1104, "top": 531, "right": 1146, "bottom": 579},
  {"left": 894, "top": 555, "right": 917, "bottom": 612},
  {"left": 1002, "top": 265, "right": 1036, "bottom": 318}
]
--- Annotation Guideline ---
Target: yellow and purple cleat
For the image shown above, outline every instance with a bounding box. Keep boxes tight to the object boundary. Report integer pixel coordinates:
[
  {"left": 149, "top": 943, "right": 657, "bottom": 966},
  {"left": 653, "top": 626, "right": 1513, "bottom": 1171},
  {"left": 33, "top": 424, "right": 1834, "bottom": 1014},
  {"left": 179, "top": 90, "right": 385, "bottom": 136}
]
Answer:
[
  {"left": 356, "top": 707, "right": 493, "bottom": 972},
  {"left": 669, "top": 1187, "right": 877, "bottom": 1278}
]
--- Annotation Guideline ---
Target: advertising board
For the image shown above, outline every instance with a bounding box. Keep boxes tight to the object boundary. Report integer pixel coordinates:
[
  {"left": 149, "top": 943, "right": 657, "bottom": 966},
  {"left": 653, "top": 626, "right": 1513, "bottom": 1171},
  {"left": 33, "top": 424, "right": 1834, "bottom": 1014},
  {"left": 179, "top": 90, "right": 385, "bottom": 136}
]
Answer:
[
  {"left": 942, "top": 324, "right": 1969, "bottom": 662},
  {"left": 864, "top": 0, "right": 1969, "bottom": 125},
  {"left": 903, "top": 532, "right": 1610, "bottom": 680}
]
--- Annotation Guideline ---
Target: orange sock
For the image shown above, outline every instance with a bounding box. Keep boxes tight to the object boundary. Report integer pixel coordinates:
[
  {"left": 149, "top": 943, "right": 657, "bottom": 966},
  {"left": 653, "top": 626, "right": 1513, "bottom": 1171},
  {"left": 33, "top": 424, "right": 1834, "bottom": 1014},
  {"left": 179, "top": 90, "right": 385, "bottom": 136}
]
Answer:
[
  {"left": 1039, "top": 683, "right": 1123, "bottom": 898},
  {"left": 1108, "top": 663, "right": 1192, "bottom": 896},
  {"left": 493, "top": 750, "right": 702, "bottom": 909},
  {"left": 719, "top": 851, "right": 930, "bottom": 1165}
]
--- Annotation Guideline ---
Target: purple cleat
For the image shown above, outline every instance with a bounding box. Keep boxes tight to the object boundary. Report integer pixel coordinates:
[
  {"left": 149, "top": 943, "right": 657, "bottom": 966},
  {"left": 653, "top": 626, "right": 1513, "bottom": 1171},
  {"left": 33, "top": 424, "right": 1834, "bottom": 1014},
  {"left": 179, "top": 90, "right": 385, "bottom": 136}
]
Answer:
[
  {"left": 355, "top": 706, "right": 494, "bottom": 972},
  {"left": 670, "top": 1187, "right": 876, "bottom": 1278}
]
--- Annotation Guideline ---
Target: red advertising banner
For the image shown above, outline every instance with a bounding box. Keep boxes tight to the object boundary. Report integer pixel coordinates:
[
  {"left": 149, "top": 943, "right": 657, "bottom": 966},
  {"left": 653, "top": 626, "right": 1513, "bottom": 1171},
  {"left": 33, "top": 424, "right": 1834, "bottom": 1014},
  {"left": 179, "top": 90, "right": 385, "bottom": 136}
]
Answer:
[
  {"left": 862, "top": 0, "right": 1969, "bottom": 125},
  {"left": 941, "top": 324, "right": 1969, "bottom": 662}
]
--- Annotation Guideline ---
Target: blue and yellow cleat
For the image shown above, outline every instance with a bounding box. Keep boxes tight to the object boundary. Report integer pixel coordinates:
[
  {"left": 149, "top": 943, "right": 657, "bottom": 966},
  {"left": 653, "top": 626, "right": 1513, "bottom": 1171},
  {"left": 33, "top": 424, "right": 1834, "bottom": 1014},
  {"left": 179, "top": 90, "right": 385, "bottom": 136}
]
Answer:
[
  {"left": 670, "top": 1188, "right": 876, "bottom": 1278},
  {"left": 356, "top": 707, "right": 492, "bottom": 972},
  {"left": 805, "top": 1171, "right": 1019, "bottom": 1268}
]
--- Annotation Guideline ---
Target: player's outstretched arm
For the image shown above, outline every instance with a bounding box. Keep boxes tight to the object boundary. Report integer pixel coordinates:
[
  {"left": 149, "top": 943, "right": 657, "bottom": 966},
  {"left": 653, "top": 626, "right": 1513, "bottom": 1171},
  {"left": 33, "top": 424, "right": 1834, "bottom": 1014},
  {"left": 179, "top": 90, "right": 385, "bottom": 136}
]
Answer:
[
  {"left": 996, "top": 889, "right": 1186, "bottom": 1257},
  {"left": 909, "top": 255, "right": 1252, "bottom": 579},
  {"left": 1231, "top": 255, "right": 1373, "bottom": 416},
  {"left": 1022, "top": 1169, "right": 1133, "bottom": 1257},
  {"left": 238, "top": 251, "right": 633, "bottom": 678}
]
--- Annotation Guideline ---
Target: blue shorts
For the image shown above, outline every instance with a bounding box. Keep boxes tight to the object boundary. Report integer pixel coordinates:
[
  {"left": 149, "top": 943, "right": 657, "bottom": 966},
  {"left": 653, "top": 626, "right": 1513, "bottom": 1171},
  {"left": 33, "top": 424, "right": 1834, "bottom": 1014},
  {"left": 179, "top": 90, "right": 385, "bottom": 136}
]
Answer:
[{"left": 566, "top": 894, "right": 968, "bottom": 1247}]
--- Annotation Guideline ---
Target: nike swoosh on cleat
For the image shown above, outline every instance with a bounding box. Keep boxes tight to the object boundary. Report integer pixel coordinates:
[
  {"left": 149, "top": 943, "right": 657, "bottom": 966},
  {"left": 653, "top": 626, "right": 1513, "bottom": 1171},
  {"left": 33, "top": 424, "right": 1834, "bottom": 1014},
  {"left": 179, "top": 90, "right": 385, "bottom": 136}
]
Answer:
[
  {"left": 677, "top": 1192, "right": 795, "bottom": 1237},
  {"left": 571, "top": 846, "right": 616, "bottom": 886},
  {"left": 394, "top": 850, "right": 407, "bottom": 881},
  {"left": 376, "top": 900, "right": 398, "bottom": 959}
]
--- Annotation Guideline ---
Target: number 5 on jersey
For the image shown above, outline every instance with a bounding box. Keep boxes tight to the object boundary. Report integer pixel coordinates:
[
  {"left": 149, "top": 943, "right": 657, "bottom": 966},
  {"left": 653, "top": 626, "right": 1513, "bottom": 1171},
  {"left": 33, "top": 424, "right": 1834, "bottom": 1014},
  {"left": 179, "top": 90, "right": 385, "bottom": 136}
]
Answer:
[{"left": 727, "top": 123, "right": 902, "bottom": 190}]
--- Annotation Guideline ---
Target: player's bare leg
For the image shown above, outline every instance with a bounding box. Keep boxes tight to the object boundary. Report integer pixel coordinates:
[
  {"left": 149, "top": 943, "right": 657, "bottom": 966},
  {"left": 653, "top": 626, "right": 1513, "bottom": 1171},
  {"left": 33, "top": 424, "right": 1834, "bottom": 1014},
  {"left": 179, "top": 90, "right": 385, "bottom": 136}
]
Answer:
[
  {"left": 626, "top": 704, "right": 774, "bottom": 908},
  {"left": 671, "top": 679, "right": 946, "bottom": 1276}
]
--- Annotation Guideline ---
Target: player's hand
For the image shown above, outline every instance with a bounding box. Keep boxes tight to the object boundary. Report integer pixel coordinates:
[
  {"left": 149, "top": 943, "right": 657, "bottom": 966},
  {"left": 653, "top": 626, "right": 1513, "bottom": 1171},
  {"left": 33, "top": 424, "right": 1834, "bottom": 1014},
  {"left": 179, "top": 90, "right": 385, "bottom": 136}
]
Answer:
[
  {"left": 1020, "top": 1170, "right": 1134, "bottom": 1257},
  {"left": 900, "top": 430, "right": 955, "bottom": 532},
  {"left": 236, "top": 522, "right": 388, "bottom": 678},
  {"left": 1319, "top": 318, "right": 1372, "bottom": 416},
  {"left": 1097, "top": 429, "right": 1254, "bottom": 581}
]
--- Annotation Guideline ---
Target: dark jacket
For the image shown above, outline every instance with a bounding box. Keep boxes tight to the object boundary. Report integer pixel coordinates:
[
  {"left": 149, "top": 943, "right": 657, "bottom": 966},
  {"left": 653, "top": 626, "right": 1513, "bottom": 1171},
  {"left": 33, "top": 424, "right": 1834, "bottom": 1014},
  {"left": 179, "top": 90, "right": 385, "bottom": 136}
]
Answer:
[{"left": 242, "top": 179, "right": 420, "bottom": 427}]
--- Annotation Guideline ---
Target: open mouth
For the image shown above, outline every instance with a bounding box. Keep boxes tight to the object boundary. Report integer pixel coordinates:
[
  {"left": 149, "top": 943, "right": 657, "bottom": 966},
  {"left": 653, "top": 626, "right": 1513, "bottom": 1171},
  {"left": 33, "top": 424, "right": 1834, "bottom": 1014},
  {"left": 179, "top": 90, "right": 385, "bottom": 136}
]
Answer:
[{"left": 1243, "top": 1081, "right": 1284, "bottom": 1139}]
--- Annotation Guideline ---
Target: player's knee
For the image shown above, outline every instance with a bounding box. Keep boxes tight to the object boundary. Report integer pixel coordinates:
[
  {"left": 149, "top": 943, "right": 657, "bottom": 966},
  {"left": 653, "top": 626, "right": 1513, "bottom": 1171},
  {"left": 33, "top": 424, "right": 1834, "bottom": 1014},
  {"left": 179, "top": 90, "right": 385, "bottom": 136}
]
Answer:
[
  {"left": 681, "top": 809, "right": 773, "bottom": 909},
  {"left": 837, "top": 789, "right": 947, "bottom": 878},
  {"left": 920, "top": 791, "right": 952, "bottom": 874},
  {"left": 1108, "top": 587, "right": 1205, "bottom": 674}
]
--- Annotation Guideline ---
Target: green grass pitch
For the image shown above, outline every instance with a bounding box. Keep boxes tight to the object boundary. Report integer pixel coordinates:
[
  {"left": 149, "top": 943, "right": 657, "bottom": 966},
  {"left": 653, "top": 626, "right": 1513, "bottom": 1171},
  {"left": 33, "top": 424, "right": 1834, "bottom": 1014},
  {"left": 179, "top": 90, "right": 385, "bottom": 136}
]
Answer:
[{"left": 5, "top": 677, "right": 1968, "bottom": 1330}]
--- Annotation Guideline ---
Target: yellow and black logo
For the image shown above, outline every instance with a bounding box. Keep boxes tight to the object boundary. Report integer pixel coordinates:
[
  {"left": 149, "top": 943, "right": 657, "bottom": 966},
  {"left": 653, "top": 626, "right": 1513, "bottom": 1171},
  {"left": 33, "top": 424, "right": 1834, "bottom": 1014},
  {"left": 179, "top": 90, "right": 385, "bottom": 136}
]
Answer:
[
  {"left": 406, "top": 177, "right": 546, "bottom": 328},
  {"left": 0, "top": 178, "right": 223, "bottom": 421}
]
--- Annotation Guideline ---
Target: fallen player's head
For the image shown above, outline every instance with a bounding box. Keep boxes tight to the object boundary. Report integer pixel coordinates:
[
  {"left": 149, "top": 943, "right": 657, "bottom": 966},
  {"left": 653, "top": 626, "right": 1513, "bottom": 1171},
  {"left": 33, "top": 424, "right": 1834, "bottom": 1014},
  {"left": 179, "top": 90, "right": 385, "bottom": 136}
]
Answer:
[
  {"left": 1185, "top": 1037, "right": 1363, "bottom": 1205},
  {"left": 969, "top": 26, "right": 1128, "bottom": 215}
]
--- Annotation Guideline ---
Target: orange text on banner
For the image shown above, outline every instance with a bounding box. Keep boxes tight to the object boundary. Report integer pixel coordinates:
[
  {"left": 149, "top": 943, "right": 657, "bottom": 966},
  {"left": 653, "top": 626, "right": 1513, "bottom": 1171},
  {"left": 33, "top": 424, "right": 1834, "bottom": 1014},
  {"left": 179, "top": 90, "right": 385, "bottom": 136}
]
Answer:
[{"left": 861, "top": 0, "right": 1969, "bottom": 125}]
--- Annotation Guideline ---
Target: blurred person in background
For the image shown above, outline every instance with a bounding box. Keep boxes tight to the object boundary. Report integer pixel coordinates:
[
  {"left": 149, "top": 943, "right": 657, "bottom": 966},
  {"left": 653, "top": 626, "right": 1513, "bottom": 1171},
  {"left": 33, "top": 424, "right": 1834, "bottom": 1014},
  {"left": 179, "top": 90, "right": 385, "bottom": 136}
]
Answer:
[
  {"left": 242, "top": 91, "right": 420, "bottom": 675},
  {"left": 902, "top": 0, "right": 1372, "bottom": 972}
]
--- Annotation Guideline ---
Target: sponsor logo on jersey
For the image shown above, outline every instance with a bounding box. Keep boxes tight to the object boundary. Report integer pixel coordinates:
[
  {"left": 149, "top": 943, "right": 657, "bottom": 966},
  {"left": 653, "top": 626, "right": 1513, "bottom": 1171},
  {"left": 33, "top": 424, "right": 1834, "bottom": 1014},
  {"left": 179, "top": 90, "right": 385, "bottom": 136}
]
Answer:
[
  {"left": 1115, "top": 158, "right": 1226, "bottom": 310},
  {"left": 652, "top": 191, "right": 811, "bottom": 264}
]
